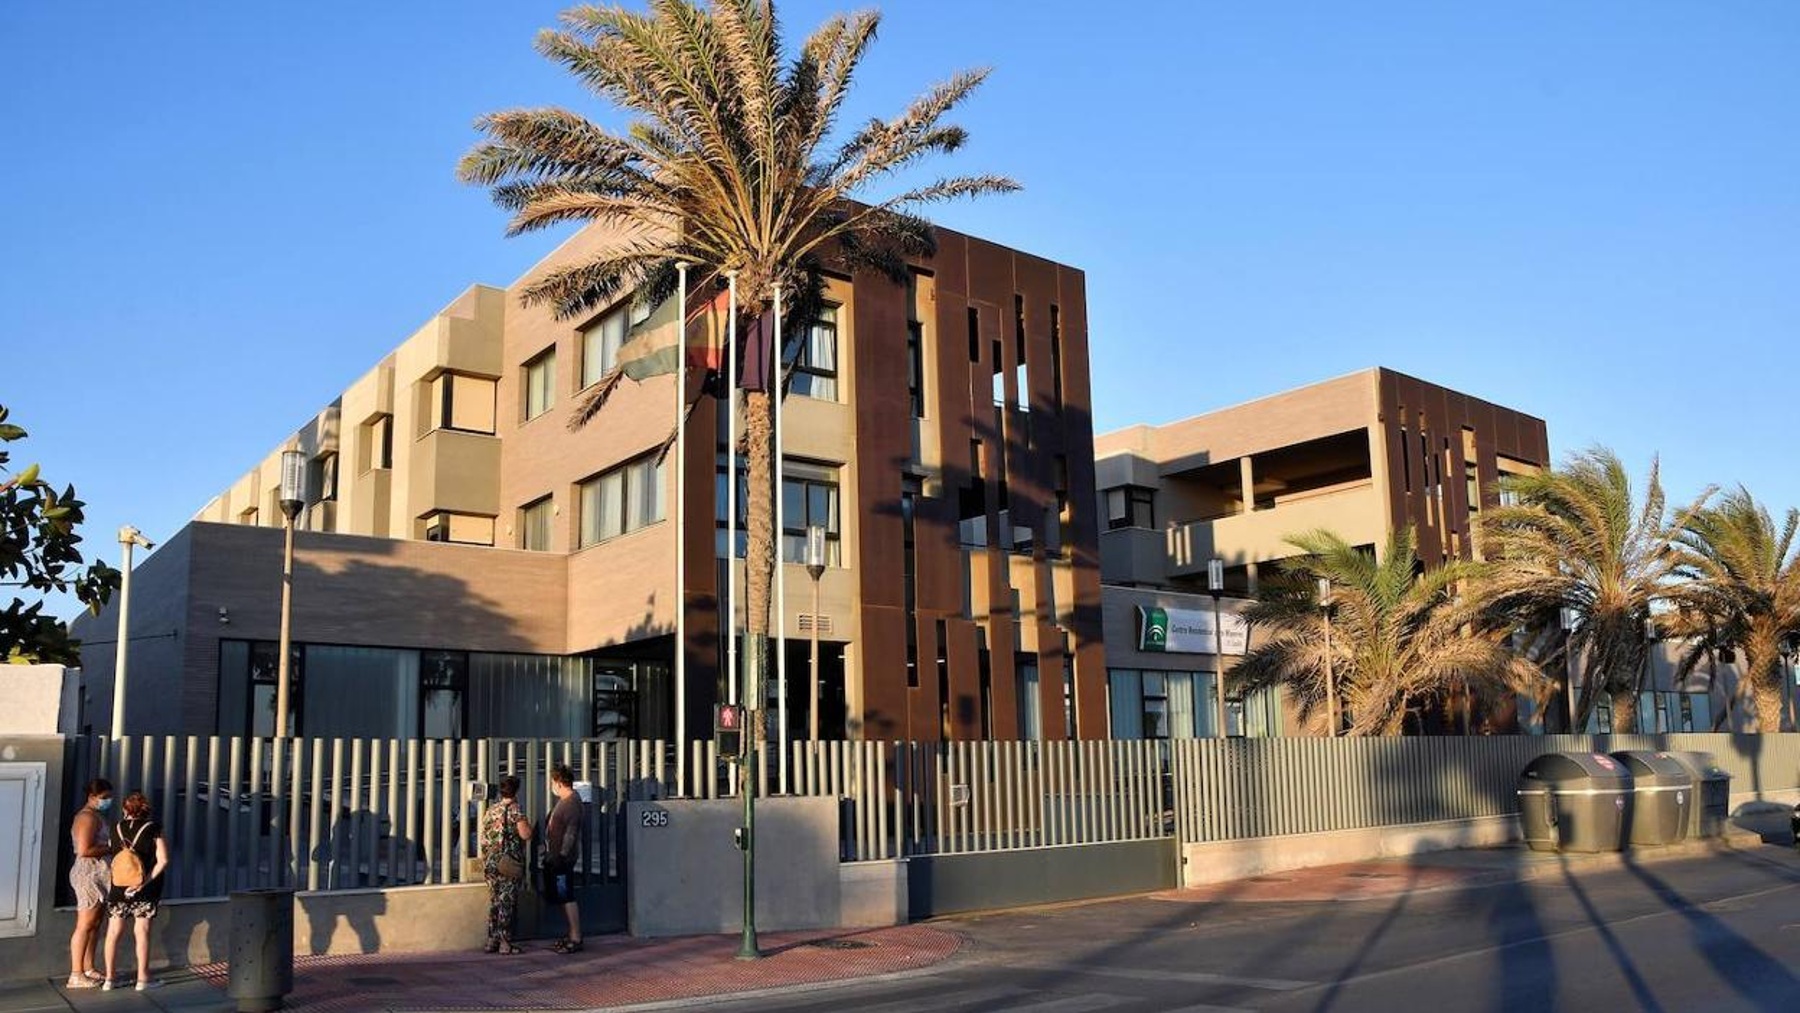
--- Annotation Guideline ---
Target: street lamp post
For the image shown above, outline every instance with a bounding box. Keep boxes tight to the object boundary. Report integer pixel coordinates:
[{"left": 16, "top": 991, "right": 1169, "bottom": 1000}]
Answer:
[
  {"left": 110, "top": 526, "right": 155, "bottom": 740},
  {"left": 806, "top": 525, "right": 827, "bottom": 742},
  {"left": 1207, "top": 558, "right": 1227, "bottom": 737},
  {"left": 273, "top": 450, "right": 306, "bottom": 739},
  {"left": 1560, "top": 607, "right": 1579, "bottom": 734},
  {"left": 1319, "top": 577, "right": 1337, "bottom": 737}
]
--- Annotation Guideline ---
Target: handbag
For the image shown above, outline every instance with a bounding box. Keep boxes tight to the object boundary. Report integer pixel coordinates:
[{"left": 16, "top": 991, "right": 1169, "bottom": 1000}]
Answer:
[{"left": 496, "top": 853, "right": 525, "bottom": 881}]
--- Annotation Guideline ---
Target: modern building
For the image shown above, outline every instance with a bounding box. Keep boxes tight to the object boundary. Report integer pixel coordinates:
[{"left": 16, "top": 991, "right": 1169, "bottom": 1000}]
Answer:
[
  {"left": 73, "top": 222, "right": 1108, "bottom": 747},
  {"left": 1094, "top": 368, "right": 1553, "bottom": 738}
]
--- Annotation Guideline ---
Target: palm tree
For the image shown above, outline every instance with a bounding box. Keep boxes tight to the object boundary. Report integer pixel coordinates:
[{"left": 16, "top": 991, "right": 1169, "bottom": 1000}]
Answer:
[
  {"left": 458, "top": 1, "right": 1015, "bottom": 736},
  {"left": 1475, "top": 447, "right": 1711, "bottom": 732},
  {"left": 1232, "top": 528, "right": 1536, "bottom": 736},
  {"left": 1670, "top": 487, "right": 1800, "bottom": 731}
]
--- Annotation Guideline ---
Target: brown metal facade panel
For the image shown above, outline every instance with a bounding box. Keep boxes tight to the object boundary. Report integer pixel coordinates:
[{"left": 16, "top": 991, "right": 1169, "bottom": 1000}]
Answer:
[
  {"left": 1375, "top": 369, "right": 1552, "bottom": 565},
  {"left": 857, "top": 604, "right": 909, "bottom": 740},
  {"left": 985, "top": 626, "right": 1021, "bottom": 740},
  {"left": 910, "top": 616, "right": 943, "bottom": 739},
  {"left": 851, "top": 276, "right": 912, "bottom": 612},
  {"left": 1035, "top": 635, "right": 1068, "bottom": 740},
  {"left": 944, "top": 617, "right": 983, "bottom": 740}
]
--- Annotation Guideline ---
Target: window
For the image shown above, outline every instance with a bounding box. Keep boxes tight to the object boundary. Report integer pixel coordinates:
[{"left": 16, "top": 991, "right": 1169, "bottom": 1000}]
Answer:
[
  {"left": 421, "top": 512, "right": 496, "bottom": 546},
  {"left": 906, "top": 320, "right": 925, "bottom": 417},
  {"left": 428, "top": 373, "right": 497, "bottom": 435},
  {"left": 360, "top": 413, "right": 394, "bottom": 472},
  {"left": 1049, "top": 303, "right": 1064, "bottom": 411},
  {"left": 1017, "top": 657, "right": 1042, "bottom": 739},
  {"left": 787, "top": 304, "right": 839, "bottom": 401},
  {"left": 782, "top": 467, "right": 842, "bottom": 566},
  {"left": 239, "top": 506, "right": 259, "bottom": 526},
  {"left": 1105, "top": 486, "right": 1156, "bottom": 530},
  {"left": 967, "top": 306, "right": 980, "bottom": 363},
  {"left": 715, "top": 453, "right": 749, "bottom": 558},
  {"left": 519, "top": 496, "right": 554, "bottom": 551},
  {"left": 217, "top": 640, "right": 302, "bottom": 737},
  {"left": 420, "top": 650, "right": 467, "bottom": 739},
  {"left": 308, "top": 452, "right": 338, "bottom": 503},
  {"left": 903, "top": 481, "right": 919, "bottom": 687},
  {"left": 578, "top": 454, "right": 666, "bottom": 547},
  {"left": 581, "top": 306, "right": 630, "bottom": 388},
  {"left": 524, "top": 348, "right": 556, "bottom": 420}
]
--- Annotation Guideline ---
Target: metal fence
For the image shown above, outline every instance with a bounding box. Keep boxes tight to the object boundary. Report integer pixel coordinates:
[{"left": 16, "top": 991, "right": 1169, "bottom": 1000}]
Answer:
[
  {"left": 1170, "top": 732, "right": 1800, "bottom": 845},
  {"left": 67, "top": 732, "right": 1800, "bottom": 902}
]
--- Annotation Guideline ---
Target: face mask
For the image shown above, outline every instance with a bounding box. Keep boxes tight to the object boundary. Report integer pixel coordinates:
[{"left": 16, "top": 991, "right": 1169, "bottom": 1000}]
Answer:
[{"left": 95, "top": 798, "right": 115, "bottom": 813}]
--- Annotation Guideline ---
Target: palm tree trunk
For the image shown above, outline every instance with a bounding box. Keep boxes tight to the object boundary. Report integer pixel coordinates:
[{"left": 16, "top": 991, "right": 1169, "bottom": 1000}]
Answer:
[
  {"left": 742, "top": 388, "right": 776, "bottom": 746},
  {"left": 1741, "top": 632, "right": 1787, "bottom": 733}
]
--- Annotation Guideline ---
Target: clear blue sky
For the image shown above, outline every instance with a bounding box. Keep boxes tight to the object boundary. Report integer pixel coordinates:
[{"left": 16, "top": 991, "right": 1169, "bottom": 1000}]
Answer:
[{"left": 3, "top": 1, "right": 1796, "bottom": 620}]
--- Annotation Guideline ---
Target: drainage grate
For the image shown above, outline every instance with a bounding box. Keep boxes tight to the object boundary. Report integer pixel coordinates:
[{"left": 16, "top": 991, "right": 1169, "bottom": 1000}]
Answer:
[{"left": 809, "top": 939, "right": 874, "bottom": 950}]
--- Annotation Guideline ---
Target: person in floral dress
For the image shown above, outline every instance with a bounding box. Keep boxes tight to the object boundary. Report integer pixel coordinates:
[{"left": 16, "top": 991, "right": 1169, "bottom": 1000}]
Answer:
[{"left": 481, "top": 776, "right": 532, "bottom": 953}]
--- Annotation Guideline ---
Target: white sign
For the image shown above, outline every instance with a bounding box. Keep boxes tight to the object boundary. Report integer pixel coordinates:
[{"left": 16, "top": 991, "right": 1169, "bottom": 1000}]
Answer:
[{"left": 1138, "top": 606, "right": 1249, "bottom": 655}]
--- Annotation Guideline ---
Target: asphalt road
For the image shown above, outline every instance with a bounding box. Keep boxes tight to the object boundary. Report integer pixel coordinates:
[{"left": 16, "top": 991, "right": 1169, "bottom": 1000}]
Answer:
[{"left": 679, "top": 848, "right": 1800, "bottom": 1013}]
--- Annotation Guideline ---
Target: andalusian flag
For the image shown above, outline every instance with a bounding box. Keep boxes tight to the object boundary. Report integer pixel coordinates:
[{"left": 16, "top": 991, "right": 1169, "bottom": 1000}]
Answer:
[{"left": 616, "top": 290, "right": 729, "bottom": 382}]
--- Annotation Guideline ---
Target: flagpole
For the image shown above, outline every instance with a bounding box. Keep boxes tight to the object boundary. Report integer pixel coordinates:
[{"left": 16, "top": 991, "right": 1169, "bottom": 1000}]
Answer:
[
  {"left": 675, "top": 261, "right": 690, "bottom": 796},
  {"left": 727, "top": 272, "right": 740, "bottom": 723},
  {"left": 773, "top": 285, "right": 788, "bottom": 794}
]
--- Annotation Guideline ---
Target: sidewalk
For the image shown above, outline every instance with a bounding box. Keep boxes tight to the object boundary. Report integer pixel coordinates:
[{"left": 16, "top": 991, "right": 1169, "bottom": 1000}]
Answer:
[
  {"left": 1159, "top": 817, "right": 1788, "bottom": 905},
  {"left": 0, "top": 924, "right": 959, "bottom": 1013}
]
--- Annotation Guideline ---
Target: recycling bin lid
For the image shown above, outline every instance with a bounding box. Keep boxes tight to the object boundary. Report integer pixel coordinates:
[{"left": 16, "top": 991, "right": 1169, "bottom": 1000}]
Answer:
[
  {"left": 1520, "top": 751, "right": 1632, "bottom": 786},
  {"left": 1610, "top": 750, "right": 1693, "bottom": 787}
]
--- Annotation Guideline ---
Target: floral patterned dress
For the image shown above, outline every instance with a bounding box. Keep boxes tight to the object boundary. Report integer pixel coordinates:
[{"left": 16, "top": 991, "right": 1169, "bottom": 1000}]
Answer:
[{"left": 481, "top": 799, "right": 526, "bottom": 944}]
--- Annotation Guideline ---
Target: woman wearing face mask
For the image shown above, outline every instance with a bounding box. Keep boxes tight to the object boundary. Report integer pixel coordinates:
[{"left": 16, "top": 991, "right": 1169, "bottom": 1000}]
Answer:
[{"left": 65, "top": 778, "right": 115, "bottom": 990}]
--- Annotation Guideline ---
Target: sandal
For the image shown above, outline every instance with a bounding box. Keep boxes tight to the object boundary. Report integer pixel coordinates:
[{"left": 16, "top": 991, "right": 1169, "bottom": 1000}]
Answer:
[
  {"left": 66, "top": 975, "right": 101, "bottom": 990},
  {"left": 482, "top": 939, "right": 500, "bottom": 954},
  {"left": 498, "top": 942, "right": 524, "bottom": 955},
  {"left": 551, "top": 938, "right": 583, "bottom": 954}
]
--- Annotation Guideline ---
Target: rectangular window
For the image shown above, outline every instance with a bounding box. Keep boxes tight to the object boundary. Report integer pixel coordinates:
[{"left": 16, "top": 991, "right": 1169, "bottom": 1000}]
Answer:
[
  {"left": 421, "top": 512, "right": 496, "bottom": 546},
  {"left": 360, "top": 413, "right": 394, "bottom": 472},
  {"left": 308, "top": 452, "right": 338, "bottom": 503},
  {"left": 239, "top": 506, "right": 259, "bottom": 526},
  {"left": 1017, "top": 657, "right": 1042, "bottom": 740},
  {"left": 715, "top": 453, "right": 749, "bottom": 558},
  {"left": 1105, "top": 486, "right": 1156, "bottom": 530},
  {"left": 1049, "top": 303, "right": 1064, "bottom": 411},
  {"left": 976, "top": 628, "right": 993, "bottom": 739},
  {"left": 903, "top": 482, "right": 919, "bottom": 687},
  {"left": 228, "top": 640, "right": 302, "bottom": 737},
  {"left": 581, "top": 306, "right": 630, "bottom": 388},
  {"left": 936, "top": 619, "right": 950, "bottom": 739},
  {"left": 786, "top": 304, "right": 839, "bottom": 401},
  {"left": 519, "top": 496, "right": 554, "bottom": 551},
  {"left": 579, "top": 453, "right": 666, "bottom": 548},
  {"left": 906, "top": 320, "right": 925, "bottom": 417},
  {"left": 781, "top": 466, "right": 843, "bottom": 566},
  {"left": 967, "top": 307, "right": 980, "bottom": 363},
  {"left": 430, "top": 373, "right": 497, "bottom": 434},
  {"left": 524, "top": 348, "right": 556, "bottom": 420},
  {"left": 420, "top": 650, "right": 467, "bottom": 739}
]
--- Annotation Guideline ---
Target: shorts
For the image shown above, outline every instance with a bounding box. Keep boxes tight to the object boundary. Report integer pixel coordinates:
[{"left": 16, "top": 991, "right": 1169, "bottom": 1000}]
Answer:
[
  {"left": 70, "top": 858, "right": 108, "bottom": 910},
  {"left": 541, "top": 862, "right": 577, "bottom": 905}
]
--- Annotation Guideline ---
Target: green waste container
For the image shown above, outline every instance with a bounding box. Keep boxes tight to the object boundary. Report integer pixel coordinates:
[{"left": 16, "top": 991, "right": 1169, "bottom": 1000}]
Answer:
[
  {"left": 1611, "top": 750, "right": 1693, "bottom": 846},
  {"left": 1517, "top": 752, "right": 1632, "bottom": 853},
  {"left": 227, "top": 888, "right": 294, "bottom": 1012},
  {"left": 1665, "top": 751, "right": 1731, "bottom": 838}
]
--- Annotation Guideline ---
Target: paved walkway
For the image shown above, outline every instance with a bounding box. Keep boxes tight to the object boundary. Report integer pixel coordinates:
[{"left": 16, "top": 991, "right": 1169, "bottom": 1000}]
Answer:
[{"left": 0, "top": 925, "right": 959, "bottom": 1013}]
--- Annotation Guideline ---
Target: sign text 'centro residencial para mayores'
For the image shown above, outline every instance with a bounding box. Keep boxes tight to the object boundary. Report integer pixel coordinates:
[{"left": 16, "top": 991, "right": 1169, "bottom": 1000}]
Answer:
[{"left": 1137, "top": 605, "right": 1250, "bottom": 655}]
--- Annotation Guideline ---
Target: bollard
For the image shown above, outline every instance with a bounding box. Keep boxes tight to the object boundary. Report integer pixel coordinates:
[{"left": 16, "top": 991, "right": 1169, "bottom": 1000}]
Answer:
[{"left": 227, "top": 888, "right": 295, "bottom": 1012}]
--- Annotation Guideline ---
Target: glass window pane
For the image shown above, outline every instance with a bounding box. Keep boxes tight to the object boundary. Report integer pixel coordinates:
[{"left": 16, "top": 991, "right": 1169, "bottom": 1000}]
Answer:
[
  {"left": 599, "top": 470, "right": 624, "bottom": 539},
  {"left": 783, "top": 478, "right": 804, "bottom": 526},
  {"left": 1109, "top": 670, "right": 1142, "bottom": 739},
  {"left": 579, "top": 478, "right": 600, "bottom": 547},
  {"left": 1167, "top": 673, "right": 1195, "bottom": 740}
]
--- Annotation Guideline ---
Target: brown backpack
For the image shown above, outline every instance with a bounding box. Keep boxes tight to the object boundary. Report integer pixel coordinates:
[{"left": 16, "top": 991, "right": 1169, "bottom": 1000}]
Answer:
[{"left": 110, "top": 822, "right": 151, "bottom": 889}]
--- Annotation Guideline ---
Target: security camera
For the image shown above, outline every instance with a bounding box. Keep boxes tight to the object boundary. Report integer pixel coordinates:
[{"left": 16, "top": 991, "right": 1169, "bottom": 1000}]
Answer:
[{"left": 119, "top": 526, "right": 154, "bottom": 550}]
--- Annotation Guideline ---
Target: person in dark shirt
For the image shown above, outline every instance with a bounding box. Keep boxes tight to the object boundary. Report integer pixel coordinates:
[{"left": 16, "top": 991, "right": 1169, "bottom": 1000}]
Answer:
[{"left": 543, "top": 764, "right": 584, "bottom": 953}]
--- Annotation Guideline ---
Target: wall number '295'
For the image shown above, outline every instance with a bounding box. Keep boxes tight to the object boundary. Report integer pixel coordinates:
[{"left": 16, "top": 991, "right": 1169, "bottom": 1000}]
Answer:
[{"left": 641, "top": 811, "right": 670, "bottom": 828}]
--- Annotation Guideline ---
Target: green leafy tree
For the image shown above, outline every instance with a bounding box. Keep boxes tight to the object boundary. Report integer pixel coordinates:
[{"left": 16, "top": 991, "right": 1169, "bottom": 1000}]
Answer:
[
  {"left": 459, "top": 0, "right": 1014, "bottom": 733},
  {"left": 1232, "top": 527, "right": 1536, "bottom": 736},
  {"left": 1475, "top": 447, "right": 1709, "bottom": 732},
  {"left": 0, "top": 405, "right": 119, "bottom": 664},
  {"left": 1669, "top": 486, "right": 1799, "bottom": 731}
]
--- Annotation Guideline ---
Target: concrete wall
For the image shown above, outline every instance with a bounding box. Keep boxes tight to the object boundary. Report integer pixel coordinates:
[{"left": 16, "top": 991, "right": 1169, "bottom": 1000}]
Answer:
[
  {"left": 907, "top": 838, "right": 1178, "bottom": 918},
  {"left": 2, "top": 884, "right": 490, "bottom": 986},
  {"left": 0, "top": 667, "right": 73, "bottom": 735},
  {"left": 625, "top": 797, "right": 840, "bottom": 937}
]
